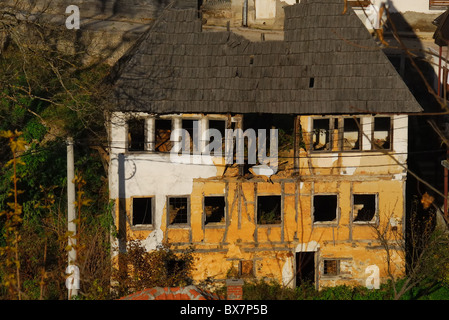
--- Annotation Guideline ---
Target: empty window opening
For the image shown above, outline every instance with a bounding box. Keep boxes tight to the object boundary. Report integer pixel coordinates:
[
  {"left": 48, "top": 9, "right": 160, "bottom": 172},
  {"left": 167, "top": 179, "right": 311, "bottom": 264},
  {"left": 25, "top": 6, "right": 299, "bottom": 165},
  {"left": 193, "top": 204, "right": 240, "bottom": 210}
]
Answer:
[
  {"left": 155, "top": 119, "right": 172, "bottom": 152},
  {"left": 239, "top": 260, "right": 254, "bottom": 278},
  {"left": 257, "top": 195, "right": 282, "bottom": 225},
  {"left": 208, "top": 119, "right": 226, "bottom": 150},
  {"left": 313, "top": 195, "right": 338, "bottom": 223},
  {"left": 128, "top": 118, "right": 145, "bottom": 151},
  {"left": 296, "top": 252, "right": 315, "bottom": 286},
  {"left": 372, "top": 117, "right": 391, "bottom": 150},
  {"left": 323, "top": 259, "right": 340, "bottom": 276},
  {"left": 353, "top": 194, "right": 377, "bottom": 223},
  {"left": 309, "top": 77, "right": 315, "bottom": 88},
  {"left": 204, "top": 196, "right": 225, "bottom": 225},
  {"left": 312, "top": 118, "right": 331, "bottom": 151},
  {"left": 132, "top": 197, "right": 153, "bottom": 226},
  {"left": 244, "top": 113, "right": 293, "bottom": 153},
  {"left": 168, "top": 197, "right": 189, "bottom": 225},
  {"left": 342, "top": 117, "right": 361, "bottom": 150},
  {"left": 182, "top": 119, "right": 200, "bottom": 153}
]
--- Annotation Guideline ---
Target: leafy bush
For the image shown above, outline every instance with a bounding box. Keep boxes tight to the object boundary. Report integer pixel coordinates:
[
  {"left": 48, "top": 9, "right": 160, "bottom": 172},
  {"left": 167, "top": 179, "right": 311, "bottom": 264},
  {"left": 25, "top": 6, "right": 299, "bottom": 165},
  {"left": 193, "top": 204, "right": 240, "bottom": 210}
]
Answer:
[
  {"left": 112, "top": 241, "right": 195, "bottom": 298},
  {"left": 239, "top": 279, "right": 446, "bottom": 300}
]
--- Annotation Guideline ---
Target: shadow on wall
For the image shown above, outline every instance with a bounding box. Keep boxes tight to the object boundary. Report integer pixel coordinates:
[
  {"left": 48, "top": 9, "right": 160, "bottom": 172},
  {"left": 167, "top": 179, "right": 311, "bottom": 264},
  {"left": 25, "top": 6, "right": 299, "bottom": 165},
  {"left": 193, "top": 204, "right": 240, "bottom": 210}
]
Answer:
[{"left": 381, "top": 0, "right": 446, "bottom": 255}]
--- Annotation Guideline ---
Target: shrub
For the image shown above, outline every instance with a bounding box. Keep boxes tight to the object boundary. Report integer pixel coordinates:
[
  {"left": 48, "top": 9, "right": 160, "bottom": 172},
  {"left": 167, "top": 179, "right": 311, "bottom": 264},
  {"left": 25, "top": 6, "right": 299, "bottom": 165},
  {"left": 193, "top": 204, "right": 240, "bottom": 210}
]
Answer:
[{"left": 112, "top": 241, "right": 194, "bottom": 298}]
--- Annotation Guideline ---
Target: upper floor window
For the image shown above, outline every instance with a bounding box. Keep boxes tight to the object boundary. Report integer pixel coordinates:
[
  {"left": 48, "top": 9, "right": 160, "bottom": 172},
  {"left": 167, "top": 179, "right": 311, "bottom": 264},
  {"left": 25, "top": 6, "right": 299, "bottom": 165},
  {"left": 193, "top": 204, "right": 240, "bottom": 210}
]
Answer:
[
  {"left": 311, "top": 116, "right": 392, "bottom": 152},
  {"left": 207, "top": 119, "right": 227, "bottom": 151},
  {"left": 127, "top": 118, "right": 145, "bottom": 151},
  {"left": 430, "top": 0, "right": 449, "bottom": 9},
  {"left": 342, "top": 117, "right": 361, "bottom": 151},
  {"left": 155, "top": 118, "right": 172, "bottom": 152},
  {"left": 372, "top": 117, "right": 392, "bottom": 150},
  {"left": 311, "top": 118, "right": 337, "bottom": 151}
]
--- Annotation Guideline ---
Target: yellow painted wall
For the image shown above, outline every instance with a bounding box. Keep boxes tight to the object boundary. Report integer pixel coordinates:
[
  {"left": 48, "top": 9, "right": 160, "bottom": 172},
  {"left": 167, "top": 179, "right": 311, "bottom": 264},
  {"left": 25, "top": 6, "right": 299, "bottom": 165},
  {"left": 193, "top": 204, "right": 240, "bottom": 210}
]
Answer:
[{"left": 112, "top": 114, "right": 407, "bottom": 289}]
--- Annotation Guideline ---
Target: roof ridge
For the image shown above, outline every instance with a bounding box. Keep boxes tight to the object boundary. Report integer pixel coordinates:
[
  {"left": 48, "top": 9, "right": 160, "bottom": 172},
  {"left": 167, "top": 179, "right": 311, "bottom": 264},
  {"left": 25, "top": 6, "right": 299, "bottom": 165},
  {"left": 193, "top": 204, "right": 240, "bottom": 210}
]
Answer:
[{"left": 109, "top": 3, "right": 423, "bottom": 114}]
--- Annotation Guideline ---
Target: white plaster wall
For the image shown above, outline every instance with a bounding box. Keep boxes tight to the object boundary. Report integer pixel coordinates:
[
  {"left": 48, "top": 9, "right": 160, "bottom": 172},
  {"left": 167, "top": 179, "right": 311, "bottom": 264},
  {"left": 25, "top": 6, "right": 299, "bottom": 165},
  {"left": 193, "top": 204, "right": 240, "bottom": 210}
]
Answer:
[
  {"left": 392, "top": 114, "right": 408, "bottom": 166},
  {"left": 351, "top": 0, "right": 446, "bottom": 30},
  {"left": 255, "top": 0, "right": 276, "bottom": 19},
  {"left": 108, "top": 112, "right": 218, "bottom": 250},
  {"left": 291, "top": 0, "right": 446, "bottom": 14},
  {"left": 282, "top": 256, "right": 294, "bottom": 287},
  {"left": 371, "top": 0, "right": 446, "bottom": 14}
]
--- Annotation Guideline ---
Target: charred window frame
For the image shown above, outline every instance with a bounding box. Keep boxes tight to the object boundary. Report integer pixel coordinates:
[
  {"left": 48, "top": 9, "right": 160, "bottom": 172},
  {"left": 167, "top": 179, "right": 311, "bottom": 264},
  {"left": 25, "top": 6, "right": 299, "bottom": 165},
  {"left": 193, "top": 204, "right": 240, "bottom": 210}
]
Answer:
[
  {"left": 322, "top": 259, "right": 340, "bottom": 277},
  {"left": 352, "top": 194, "right": 378, "bottom": 224},
  {"left": 203, "top": 195, "right": 226, "bottom": 226},
  {"left": 311, "top": 116, "right": 364, "bottom": 152},
  {"left": 181, "top": 118, "right": 201, "bottom": 154},
  {"left": 342, "top": 117, "right": 361, "bottom": 151},
  {"left": 154, "top": 118, "right": 173, "bottom": 153},
  {"left": 256, "top": 195, "right": 282, "bottom": 225},
  {"left": 131, "top": 197, "right": 154, "bottom": 227},
  {"left": 311, "top": 117, "right": 337, "bottom": 152},
  {"left": 207, "top": 118, "right": 227, "bottom": 153},
  {"left": 127, "top": 117, "right": 146, "bottom": 152},
  {"left": 371, "top": 116, "right": 392, "bottom": 150},
  {"left": 167, "top": 196, "right": 190, "bottom": 227},
  {"left": 313, "top": 194, "right": 338, "bottom": 224}
]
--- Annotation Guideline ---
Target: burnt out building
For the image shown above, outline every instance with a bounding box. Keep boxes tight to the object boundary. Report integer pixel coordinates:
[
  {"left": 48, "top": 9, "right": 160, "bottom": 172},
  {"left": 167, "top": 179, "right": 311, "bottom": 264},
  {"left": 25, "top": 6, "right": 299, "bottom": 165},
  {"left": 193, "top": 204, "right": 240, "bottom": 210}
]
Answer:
[{"left": 107, "top": 0, "right": 422, "bottom": 289}]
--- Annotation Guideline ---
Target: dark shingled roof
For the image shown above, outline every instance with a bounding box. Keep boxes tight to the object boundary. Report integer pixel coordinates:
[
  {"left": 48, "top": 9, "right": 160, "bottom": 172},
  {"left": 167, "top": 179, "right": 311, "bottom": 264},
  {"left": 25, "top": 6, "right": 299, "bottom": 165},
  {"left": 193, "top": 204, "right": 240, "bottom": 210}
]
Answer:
[{"left": 108, "top": 0, "right": 422, "bottom": 115}]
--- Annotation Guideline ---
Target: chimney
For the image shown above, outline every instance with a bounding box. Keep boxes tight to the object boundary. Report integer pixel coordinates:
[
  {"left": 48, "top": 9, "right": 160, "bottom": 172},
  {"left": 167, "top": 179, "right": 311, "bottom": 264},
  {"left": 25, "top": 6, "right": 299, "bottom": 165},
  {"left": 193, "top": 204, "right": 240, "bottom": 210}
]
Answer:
[{"left": 226, "top": 279, "right": 244, "bottom": 300}]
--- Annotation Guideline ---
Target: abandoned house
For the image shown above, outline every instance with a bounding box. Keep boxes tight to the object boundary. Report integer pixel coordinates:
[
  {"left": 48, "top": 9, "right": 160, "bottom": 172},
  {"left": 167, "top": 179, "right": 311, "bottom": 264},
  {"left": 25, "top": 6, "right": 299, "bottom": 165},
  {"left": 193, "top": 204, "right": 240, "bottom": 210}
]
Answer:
[{"left": 107, "top": 0, "right": 423, "bottom": 289}]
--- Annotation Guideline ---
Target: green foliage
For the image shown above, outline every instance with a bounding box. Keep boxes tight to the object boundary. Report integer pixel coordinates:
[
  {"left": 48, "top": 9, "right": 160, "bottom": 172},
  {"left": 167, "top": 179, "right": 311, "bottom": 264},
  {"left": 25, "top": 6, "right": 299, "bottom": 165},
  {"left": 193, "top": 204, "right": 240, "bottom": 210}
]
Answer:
[
  {"left": 242, "top": 279, "right": 302, "bottom": 300},
  {"left": 240, "top": 279, "right": 449, "bottom": 300},
  {"left": 317, "top": 284, "right": 393, "bottom": 300}
]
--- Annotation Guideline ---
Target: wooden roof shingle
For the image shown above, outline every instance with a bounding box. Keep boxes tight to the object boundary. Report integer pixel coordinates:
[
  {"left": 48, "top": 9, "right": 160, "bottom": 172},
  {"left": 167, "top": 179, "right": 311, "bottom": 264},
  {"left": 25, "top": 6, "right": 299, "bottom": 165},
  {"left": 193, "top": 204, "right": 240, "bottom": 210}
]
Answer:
[{"left": 108, "top": 0, "right": 422, "bottom": 115}]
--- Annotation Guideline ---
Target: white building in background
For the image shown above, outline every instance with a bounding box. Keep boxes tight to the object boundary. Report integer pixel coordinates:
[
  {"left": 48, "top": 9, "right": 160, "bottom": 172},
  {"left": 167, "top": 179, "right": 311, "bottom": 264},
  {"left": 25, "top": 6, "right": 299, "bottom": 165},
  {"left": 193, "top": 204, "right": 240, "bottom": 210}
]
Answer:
[{"left": 204, "top": 0, "right": 449, "bottom": 30}]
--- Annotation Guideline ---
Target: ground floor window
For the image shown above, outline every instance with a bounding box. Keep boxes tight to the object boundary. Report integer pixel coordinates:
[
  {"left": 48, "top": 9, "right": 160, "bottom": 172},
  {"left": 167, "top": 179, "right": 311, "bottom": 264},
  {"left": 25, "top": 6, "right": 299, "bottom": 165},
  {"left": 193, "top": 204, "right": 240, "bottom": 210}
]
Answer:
[
  {"left": 323, "top": 259, "right": 340, "bottom": 276},
  {"left": 132, "top": 197, "right": 153, "bottom": 226},
  {"left": 167, "top": 196, "right": 190, "bottom": 226}
]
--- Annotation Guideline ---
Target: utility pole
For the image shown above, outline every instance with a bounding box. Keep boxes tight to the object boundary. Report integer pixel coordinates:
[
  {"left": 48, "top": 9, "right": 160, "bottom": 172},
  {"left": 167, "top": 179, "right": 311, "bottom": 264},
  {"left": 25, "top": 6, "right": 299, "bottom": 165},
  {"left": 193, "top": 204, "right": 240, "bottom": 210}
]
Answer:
[{"left": 66, "top": 137, "right": 78, "bottom": 299}]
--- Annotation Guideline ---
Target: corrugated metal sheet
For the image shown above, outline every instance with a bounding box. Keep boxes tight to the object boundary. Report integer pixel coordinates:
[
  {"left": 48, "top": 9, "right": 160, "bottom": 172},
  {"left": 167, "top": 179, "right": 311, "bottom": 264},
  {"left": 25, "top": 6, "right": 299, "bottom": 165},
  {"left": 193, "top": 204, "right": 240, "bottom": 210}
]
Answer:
[{"left": 108, "top": 0, "right": 423, "bottom": 115}]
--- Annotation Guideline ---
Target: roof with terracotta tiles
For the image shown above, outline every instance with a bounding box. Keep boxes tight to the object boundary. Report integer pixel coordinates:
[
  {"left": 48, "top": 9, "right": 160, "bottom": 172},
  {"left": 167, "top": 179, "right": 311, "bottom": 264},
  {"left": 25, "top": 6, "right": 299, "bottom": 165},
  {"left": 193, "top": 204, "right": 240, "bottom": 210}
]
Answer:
[
  {"left": 118, "top": 285, "right": 223, "bottom": 300},
  {"left": 108, "top": 0, "right": 422, "bottom": 115}
]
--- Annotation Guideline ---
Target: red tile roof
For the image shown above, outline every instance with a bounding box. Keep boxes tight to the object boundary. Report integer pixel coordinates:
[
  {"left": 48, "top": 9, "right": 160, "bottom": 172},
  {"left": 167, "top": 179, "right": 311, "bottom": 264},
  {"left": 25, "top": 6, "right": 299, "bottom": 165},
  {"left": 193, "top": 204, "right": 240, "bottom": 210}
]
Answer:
[{"left": 118, "top": 285, "right": 223, "bottom": 300}]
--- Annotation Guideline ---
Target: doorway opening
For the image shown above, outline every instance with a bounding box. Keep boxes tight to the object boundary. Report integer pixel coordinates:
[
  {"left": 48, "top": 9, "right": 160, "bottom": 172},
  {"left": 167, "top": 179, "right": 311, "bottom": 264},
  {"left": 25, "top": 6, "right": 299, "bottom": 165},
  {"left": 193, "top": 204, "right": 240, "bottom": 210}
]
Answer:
[{"left": 295, "top": 252, "right": 315, "bottom": 287}]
